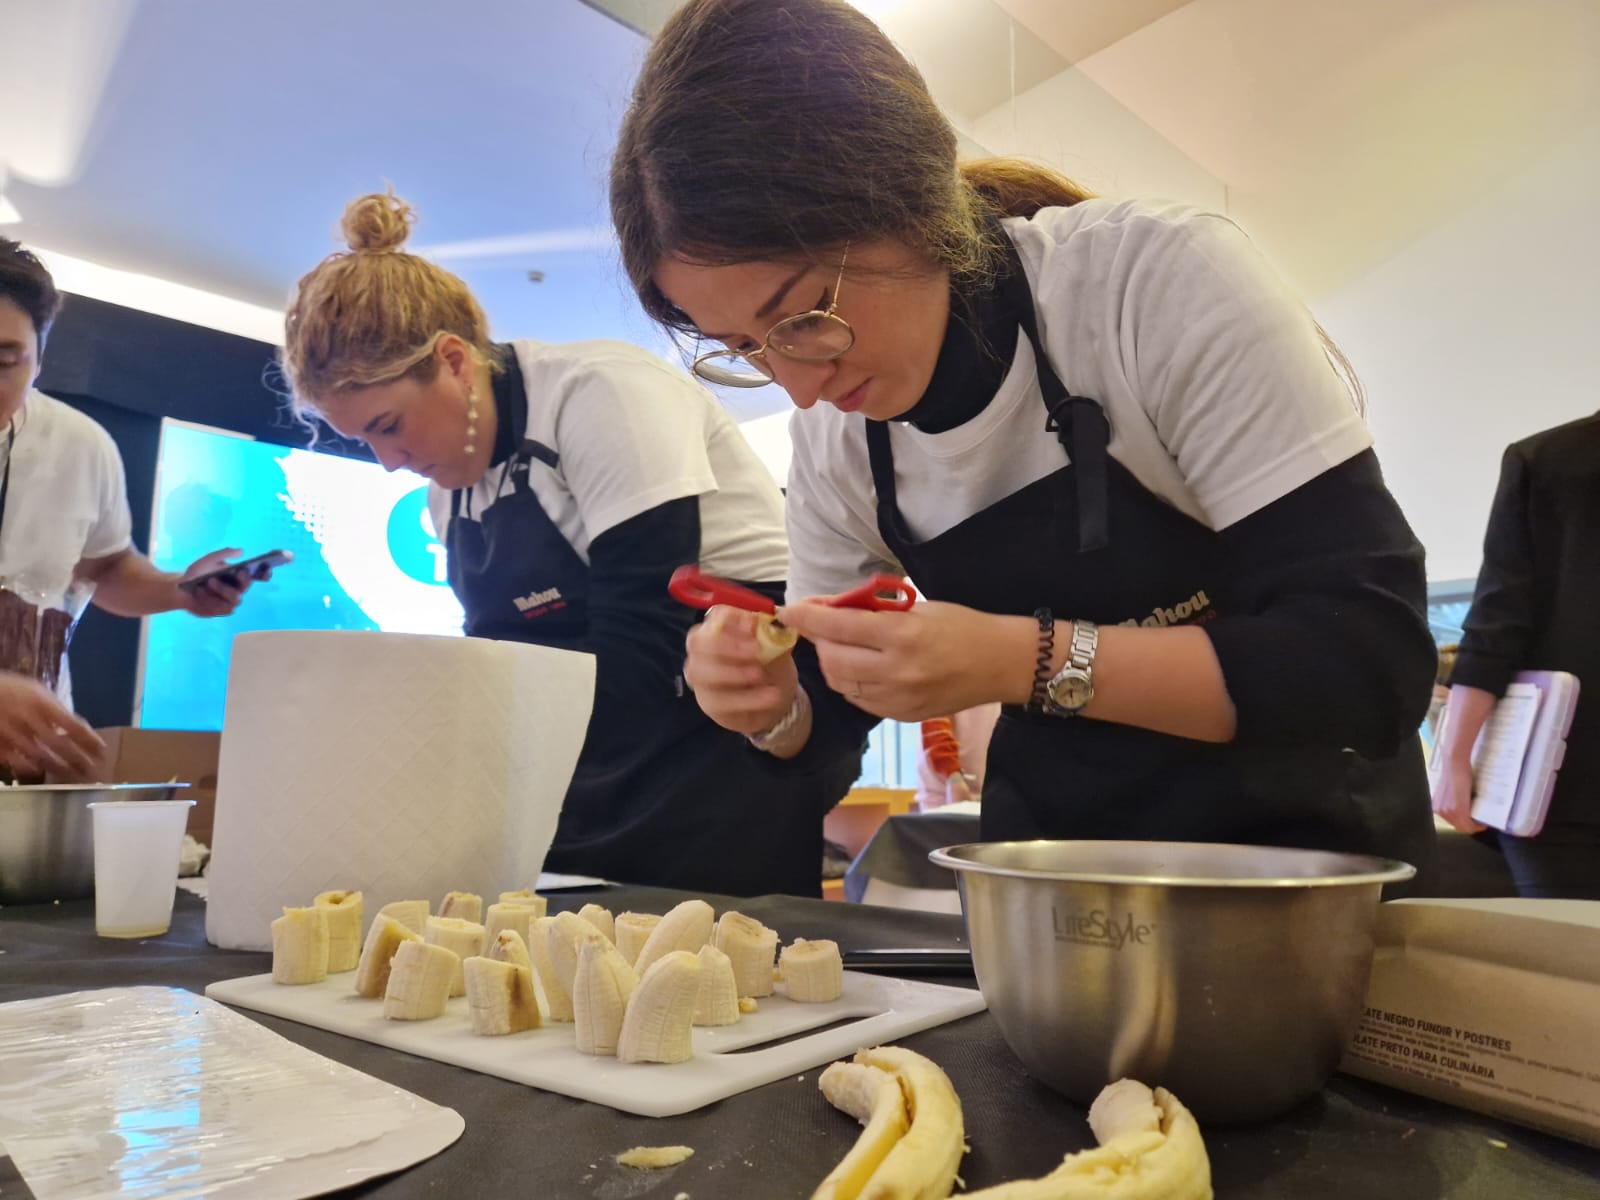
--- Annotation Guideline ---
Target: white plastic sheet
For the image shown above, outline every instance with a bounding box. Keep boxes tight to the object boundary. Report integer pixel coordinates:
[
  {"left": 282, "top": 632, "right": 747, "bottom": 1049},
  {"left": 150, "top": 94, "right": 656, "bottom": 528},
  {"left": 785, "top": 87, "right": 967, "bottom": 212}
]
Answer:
[{"left": 0, "top": 987, "right": 462, "bottom": 1199}]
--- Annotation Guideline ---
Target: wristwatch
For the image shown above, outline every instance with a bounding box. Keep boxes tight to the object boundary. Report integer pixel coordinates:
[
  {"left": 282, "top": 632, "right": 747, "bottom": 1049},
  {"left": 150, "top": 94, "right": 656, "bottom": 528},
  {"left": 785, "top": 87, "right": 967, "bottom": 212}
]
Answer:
[{"left": 1042, "top": 620, "right": 1099, "bottom": 717}]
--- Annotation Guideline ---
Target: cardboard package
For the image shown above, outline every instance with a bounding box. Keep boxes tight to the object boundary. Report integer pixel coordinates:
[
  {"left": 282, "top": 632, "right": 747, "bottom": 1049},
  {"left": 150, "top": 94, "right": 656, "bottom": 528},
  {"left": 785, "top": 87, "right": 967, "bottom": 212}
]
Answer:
[
  {"left": 94, "top": 727, "right": 222, "bottom": 844},
  {"left": 1341, "top": 897, "right": 1600, "bottom": 1147}
]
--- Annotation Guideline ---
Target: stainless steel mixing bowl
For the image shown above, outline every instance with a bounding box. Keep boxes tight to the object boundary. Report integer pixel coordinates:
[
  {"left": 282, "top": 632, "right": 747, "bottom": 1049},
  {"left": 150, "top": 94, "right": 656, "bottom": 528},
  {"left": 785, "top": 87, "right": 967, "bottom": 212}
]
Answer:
[
  {"left": 930, "top": 840, "right": 1415, "bottom": 1123},
  {"left": 0, "top": 783, "right": 189, "bottom": 904}
]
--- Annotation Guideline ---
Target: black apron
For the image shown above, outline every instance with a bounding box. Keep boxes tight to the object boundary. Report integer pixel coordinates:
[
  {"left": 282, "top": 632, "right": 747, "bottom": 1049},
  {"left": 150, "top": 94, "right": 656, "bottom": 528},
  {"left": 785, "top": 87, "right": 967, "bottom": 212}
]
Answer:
[
  {"left": 446, "top": 350, "right": 851, "bottom": 897},
  {"left": 864, "top": 249, "right": 1434, "bottom": 874}
]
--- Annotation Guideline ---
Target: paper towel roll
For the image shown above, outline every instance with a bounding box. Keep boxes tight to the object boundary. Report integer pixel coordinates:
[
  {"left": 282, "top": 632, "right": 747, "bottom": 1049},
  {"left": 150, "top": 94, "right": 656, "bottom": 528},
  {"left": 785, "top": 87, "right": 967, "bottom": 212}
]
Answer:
[{"left": 205, "top": 631, "right": 595, "bottom": 951}]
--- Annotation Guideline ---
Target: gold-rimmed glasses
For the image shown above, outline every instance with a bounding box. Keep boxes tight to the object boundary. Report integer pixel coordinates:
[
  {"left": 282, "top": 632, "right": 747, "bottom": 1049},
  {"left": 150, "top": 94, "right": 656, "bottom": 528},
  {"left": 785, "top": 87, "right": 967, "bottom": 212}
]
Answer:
[{"left": 691, "top": 248, "right": 855, "bottom": 388}]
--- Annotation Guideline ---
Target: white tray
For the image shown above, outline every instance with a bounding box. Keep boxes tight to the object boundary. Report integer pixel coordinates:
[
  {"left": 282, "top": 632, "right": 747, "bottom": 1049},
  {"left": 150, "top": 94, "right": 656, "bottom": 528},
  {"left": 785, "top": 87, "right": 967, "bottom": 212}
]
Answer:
[{"left": 206, "top": 970, "right": 986, "bottom": 1117}]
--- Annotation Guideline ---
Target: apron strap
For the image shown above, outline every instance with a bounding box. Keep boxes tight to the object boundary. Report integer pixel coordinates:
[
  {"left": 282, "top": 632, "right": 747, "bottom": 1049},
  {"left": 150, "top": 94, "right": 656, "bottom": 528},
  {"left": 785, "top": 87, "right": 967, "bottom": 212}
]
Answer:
[
  {"left": 996, "top": 242, "right": 1111, "bottom": 554},
  {"left": 865, "top": 420, "right": 912, "bottom": 555}
]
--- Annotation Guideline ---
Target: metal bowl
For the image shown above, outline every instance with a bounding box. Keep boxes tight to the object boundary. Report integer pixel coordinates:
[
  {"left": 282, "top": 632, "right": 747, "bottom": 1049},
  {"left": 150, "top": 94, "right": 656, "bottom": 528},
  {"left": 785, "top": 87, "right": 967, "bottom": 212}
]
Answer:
[
  {"left": 930, "top": 840, "right": 1415, "bottom": 1123},
  {"left": 0, "top": 783, "right": 190, "bottom": 905}
]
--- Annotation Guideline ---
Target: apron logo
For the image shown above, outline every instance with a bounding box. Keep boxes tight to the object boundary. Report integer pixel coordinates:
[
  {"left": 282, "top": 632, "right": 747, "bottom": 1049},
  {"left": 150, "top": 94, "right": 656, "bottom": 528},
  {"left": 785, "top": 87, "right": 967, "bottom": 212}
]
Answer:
[
  {"left": 1051, "top": 907, "right": 1155, "bottom": 950},
  {"left": 513, "top": 586, "right": 566, "bottom": 618},
  {"left": 1118, "top": 588, "right": 1214, "bottom": 629}
]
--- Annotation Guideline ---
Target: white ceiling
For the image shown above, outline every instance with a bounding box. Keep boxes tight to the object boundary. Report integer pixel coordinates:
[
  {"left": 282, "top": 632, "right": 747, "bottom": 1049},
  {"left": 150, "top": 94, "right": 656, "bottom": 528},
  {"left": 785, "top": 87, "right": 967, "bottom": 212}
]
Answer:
[
  {"left": 3, "top": 0, "right": 682, "bottom": 384},
  {"left": 8, "top": 0, "right": 1594, "bottom": 430}
]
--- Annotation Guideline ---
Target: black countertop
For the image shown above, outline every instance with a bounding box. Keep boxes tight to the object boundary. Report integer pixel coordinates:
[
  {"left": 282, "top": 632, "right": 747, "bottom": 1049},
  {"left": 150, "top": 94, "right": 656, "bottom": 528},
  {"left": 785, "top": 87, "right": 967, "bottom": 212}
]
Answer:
[{"left": 3, "top": 890, "right": 1596, "bottom": 1199}]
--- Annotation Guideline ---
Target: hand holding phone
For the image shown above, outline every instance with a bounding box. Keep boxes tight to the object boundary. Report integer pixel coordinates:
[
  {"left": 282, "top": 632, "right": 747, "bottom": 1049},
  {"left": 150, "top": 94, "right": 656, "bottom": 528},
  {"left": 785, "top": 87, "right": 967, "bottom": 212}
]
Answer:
[{"left": 178, "top": 549, "right": 292, "bottom": 596}]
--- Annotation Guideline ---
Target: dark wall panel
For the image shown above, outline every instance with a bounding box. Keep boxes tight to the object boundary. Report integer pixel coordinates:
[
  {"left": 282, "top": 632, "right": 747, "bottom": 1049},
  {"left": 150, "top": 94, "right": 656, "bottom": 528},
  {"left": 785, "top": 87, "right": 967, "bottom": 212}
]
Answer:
[{"left": 35, "top": 293, "right": 371, "bottom": 727}]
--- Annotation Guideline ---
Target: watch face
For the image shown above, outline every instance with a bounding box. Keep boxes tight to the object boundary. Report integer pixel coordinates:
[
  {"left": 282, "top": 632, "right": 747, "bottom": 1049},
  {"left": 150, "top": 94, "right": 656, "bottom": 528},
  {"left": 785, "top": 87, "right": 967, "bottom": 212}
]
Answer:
[{"left": 1048, "top": 669, "right": 1093, "bottom": 711}]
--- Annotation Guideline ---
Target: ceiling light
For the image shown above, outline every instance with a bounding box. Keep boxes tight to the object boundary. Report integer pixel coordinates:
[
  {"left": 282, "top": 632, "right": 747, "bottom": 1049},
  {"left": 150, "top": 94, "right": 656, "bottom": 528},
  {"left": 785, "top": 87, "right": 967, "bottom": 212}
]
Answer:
[{"left": 0, "top": 194, "right": 20, "bottom": 225}]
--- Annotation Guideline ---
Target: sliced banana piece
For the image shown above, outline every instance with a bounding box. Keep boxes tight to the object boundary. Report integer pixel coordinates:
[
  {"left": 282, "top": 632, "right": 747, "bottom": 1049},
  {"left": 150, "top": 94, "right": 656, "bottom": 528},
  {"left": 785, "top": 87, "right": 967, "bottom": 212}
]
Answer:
[
  {"left": 438, "top": 890, "right": 483, "bottom": 923},
  {"left": 754, "top": 613, "right": 799, "bottom": 662},
  {"left": 463, "top": 954, "right": 542, "bottom": 1035},
  {"left": 271, "top": 906, "right": 330, "bottom": 985},
  {"left": 354, "top": 913, "right": 422, "bottom": 998},
  {"left": 484, "top": 902, "right": 538, "bottom": 950},
  {"left": 618, "top": 949, "right": 702, "bottom": 1064},
  {"left": 573, "top": 934, "right": 641, "bottom": 1055},
  {"left": 616, "top": 1145, "right": 695, "bottom": 1169},
  {"left": 424, "top": 916, "right": 487, "bottom": 998},
  {"left": 576, "top": 902, "right": 616, "bottom": 944},
  {"left": 633, "top": 899, "right": 714, "bottom": 977},
  {"left": 713, "top": 910, "right": 779, "bottom": 998},
  {"left": 488, "top": 928, "right": 533, "bottom": 971},
  {"left": 313, "top": 890, "right": 363, "bottom": 973},
  {"left": 529, "top": 915, "right": 575, "bottom": 1022},
  {"left": 376, "top": 899, "right": 430, "bottom": 935},
  {"left": 497, "top": 888, "right": 548, "bottom": 919},
  {"left": 693, "top": 943, "right": 741, "bottom": 1026},
  {"left": 383, "top": 939, "right": 457, "bottom": 1020},
  {"left": 615, "top": 911, "right": 662, "bottom": 967},
  {"left": 781, "top": 938, "right": 844, "bottom": 1002}
]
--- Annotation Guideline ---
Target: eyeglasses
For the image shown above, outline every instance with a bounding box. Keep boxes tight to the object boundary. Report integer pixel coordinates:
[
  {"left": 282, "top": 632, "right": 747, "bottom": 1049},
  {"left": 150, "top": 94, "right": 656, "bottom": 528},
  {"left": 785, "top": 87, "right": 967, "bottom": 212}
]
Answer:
[{"left": 691, "top": 248, "right": 855, "bottom": 388}]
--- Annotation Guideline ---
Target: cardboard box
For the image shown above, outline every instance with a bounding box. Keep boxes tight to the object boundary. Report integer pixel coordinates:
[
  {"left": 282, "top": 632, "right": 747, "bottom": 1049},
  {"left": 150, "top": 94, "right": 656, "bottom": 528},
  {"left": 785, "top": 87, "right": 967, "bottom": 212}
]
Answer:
[
  {"left": 94, "top": 727, "right": 221, "bottom": 845},
  {"left": 1341, "top": 898, "right": 1600, "bottom": 1148}
]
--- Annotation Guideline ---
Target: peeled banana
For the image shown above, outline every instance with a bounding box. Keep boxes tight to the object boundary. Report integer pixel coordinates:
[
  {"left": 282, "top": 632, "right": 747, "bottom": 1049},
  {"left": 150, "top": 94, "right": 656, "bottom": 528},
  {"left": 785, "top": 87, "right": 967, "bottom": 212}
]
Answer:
[
  {"left": 812, "top": 1061, "right": 909, "bottom": 1200},
  {"left": 382, "top": 939, "right": 458, "bottom": 1020},
  {"left": 424, "top": 915, "right": 487, "bottom": 998},
  {"left": 354, "top": 913, "right": 422, "bottom": 998},
  {"left": 529, "top": 915, "right": 575, "bottom": 1022},
  {"left": 713, "top": 910, "right": 779, "bottom": 998},
  {"left": 858, "top": 1045, "right": 966, "bottom": 1200},
  {"left": 959, "top": 1080, "right": 1212, "bottom": 1200},
  {"left": 463, "top": 953, "right": 542, "bottom": 1035},
  {"left": 693, "top": 943, "right": 741, "bottom": 1026},
  {"left": 271, "top": 905, "right": 330, "bottom": 985},
  {"left": 781, "top": 938, "right": 844, "bottom": 1003},
  {"left": 633, "top": 898, "right": 714, "bottom": 976},
  {"left": 577, "top": 902, "right": 616, "bottom": 944},
  {"left": 617, "top": 949, "right": 702, "bottom": 1064},
  {"left": 573, "top": 934, "right": 640, "bottom": 1055},
  {"left": 313, "top": 890, "right": 363, "bottom": 973},
  {"left": 615, "top": 911, "right": 662, "bottom": 966},
  {"left": 438, "top": 890, "right": 483, "bottom": 923},
  {"left": 376, "top": 899, "right": 430, "bottom": 935}
]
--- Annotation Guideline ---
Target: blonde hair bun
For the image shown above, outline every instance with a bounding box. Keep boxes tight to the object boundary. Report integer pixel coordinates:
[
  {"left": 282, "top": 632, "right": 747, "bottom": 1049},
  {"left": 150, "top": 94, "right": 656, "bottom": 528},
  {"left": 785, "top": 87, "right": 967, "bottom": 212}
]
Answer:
[{"left": 340, "top": 189, "right": 415, "bottom": 254}]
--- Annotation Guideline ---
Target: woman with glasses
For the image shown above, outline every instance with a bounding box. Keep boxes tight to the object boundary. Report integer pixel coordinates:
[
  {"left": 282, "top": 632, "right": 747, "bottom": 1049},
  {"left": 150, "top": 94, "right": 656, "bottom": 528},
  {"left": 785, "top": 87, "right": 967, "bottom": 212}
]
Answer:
[
  {"left": 608, "top": 0, "right": 1437, "bottom": 873},
  {"left": 280, "top": 189, "right": 860, "bottom": 897}
]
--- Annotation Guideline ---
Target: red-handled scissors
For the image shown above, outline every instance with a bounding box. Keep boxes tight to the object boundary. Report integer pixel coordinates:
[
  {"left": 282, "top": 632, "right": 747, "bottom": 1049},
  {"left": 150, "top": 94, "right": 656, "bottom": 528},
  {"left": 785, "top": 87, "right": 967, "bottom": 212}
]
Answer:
[{"left": 668, "top": 565, "right": 916, "bottom": 615}]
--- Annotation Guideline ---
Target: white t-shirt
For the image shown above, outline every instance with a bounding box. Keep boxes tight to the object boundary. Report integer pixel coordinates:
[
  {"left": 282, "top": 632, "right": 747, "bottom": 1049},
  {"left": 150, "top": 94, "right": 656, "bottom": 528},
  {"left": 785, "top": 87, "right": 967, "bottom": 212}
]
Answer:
[
  {"left": 786, "top": 199, "right": 1373, "bottom": 600},
  {"left": 431, "top": 339, "right": 788, "bottom": 582},
  {"left": 0, "top": 390, "right": 134, "bottom": 701}
]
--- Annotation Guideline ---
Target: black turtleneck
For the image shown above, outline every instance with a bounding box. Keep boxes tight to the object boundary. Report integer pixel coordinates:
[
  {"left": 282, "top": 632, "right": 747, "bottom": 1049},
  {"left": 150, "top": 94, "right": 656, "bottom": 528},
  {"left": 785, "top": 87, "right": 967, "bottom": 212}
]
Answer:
[{"left": 895, "top": 254, "right": 1022, "bottom": 435}]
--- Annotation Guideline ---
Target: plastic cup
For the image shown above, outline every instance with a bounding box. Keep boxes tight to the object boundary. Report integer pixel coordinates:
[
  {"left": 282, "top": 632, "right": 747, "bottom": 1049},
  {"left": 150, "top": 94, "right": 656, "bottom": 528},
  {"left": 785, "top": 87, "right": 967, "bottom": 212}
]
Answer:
[{"left": 88, "top": 800, "right": 195, "bottom": 938}]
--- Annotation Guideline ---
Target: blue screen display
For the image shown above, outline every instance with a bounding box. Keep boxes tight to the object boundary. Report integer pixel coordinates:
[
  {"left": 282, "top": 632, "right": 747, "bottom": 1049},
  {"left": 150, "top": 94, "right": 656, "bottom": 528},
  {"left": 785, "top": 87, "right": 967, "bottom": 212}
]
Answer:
[{"left": 140, "top": 421, "right": 463, "bottom": 730}]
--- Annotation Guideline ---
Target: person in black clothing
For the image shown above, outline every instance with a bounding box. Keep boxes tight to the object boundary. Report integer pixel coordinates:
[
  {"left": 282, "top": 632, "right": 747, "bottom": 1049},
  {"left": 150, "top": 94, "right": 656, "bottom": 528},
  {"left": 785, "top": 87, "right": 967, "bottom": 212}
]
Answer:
[
  {"left": 279, "top": 190, "right": 859, "bottom": 897},
  {"left": 608, "top": 0, "right": 1437, "bottom": 873},
  {"left": 1433, "top": 416, "right": 1600, "bottom": 898}
]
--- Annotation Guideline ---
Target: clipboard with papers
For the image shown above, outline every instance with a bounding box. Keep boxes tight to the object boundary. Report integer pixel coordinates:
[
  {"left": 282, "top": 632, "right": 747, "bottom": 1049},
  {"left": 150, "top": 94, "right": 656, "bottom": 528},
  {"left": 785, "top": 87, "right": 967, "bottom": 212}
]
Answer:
[{"left": 1432, "top": 670, "right": 1581, "bottom": 837}]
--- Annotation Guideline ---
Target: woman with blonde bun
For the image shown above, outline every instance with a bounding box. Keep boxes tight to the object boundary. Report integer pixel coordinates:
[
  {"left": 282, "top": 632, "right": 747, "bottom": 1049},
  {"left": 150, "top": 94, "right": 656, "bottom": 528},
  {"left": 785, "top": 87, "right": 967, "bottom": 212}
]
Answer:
[{"left": 281, "top": 190, "right": 859, "bottom": 897}]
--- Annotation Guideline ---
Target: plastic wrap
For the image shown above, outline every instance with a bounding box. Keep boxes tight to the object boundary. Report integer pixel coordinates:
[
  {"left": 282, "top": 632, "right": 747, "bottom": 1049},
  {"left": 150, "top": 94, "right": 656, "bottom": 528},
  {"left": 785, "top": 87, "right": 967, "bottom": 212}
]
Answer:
[{"left": 0, "top": 987, "right": 462, "bottom": 1199}]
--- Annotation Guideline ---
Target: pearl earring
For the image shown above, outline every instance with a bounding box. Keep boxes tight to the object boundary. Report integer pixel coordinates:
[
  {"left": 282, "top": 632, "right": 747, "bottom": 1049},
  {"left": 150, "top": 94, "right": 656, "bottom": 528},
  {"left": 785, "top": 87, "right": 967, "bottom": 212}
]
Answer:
[{"left": 464, "top": 386, "right": 479, "bottom": 456}]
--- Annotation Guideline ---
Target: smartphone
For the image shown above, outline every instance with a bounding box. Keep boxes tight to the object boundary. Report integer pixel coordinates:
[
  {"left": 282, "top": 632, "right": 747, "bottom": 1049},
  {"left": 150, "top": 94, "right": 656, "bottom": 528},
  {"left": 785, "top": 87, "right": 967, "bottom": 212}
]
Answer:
[{"left": 178, "top": 549, "right": 293, "bottom": 594}]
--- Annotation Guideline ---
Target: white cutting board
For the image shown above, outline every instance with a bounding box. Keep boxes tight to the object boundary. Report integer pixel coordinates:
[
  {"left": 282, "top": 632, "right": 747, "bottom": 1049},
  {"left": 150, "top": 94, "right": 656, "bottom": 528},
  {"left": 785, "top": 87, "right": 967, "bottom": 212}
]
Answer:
[{"left": 206, "top": 970, "right": 985, "bottom": 1117}]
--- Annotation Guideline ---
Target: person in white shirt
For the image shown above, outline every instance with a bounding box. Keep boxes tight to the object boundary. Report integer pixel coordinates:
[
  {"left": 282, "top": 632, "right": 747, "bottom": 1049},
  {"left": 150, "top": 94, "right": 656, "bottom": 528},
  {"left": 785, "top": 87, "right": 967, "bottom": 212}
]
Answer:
[
  {"left": 609, "top": 0, "right": 1437, "bottom": 874},
  {"left": 0, "top": 238, "right": 255, "bottom": 778}
]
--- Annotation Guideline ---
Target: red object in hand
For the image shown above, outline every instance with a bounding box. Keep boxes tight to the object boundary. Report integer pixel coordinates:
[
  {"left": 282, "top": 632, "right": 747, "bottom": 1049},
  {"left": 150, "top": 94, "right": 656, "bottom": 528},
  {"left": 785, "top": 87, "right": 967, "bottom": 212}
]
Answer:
[
  {"left": 669, "top": 566, "right": 916, "bottom": 615},
  {"left": 921, "top": 717, "right": 964, "bottom": 779}
]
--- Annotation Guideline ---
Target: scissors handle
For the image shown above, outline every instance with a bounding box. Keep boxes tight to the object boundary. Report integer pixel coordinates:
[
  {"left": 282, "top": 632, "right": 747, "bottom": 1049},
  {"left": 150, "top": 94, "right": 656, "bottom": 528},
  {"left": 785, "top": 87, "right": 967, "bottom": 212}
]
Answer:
[
  {"left": 827, "top": 573, "right": 917, "bottom": 612},
  {"left": 668, "top": 565, "right": 778, "bottom": 615}
]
